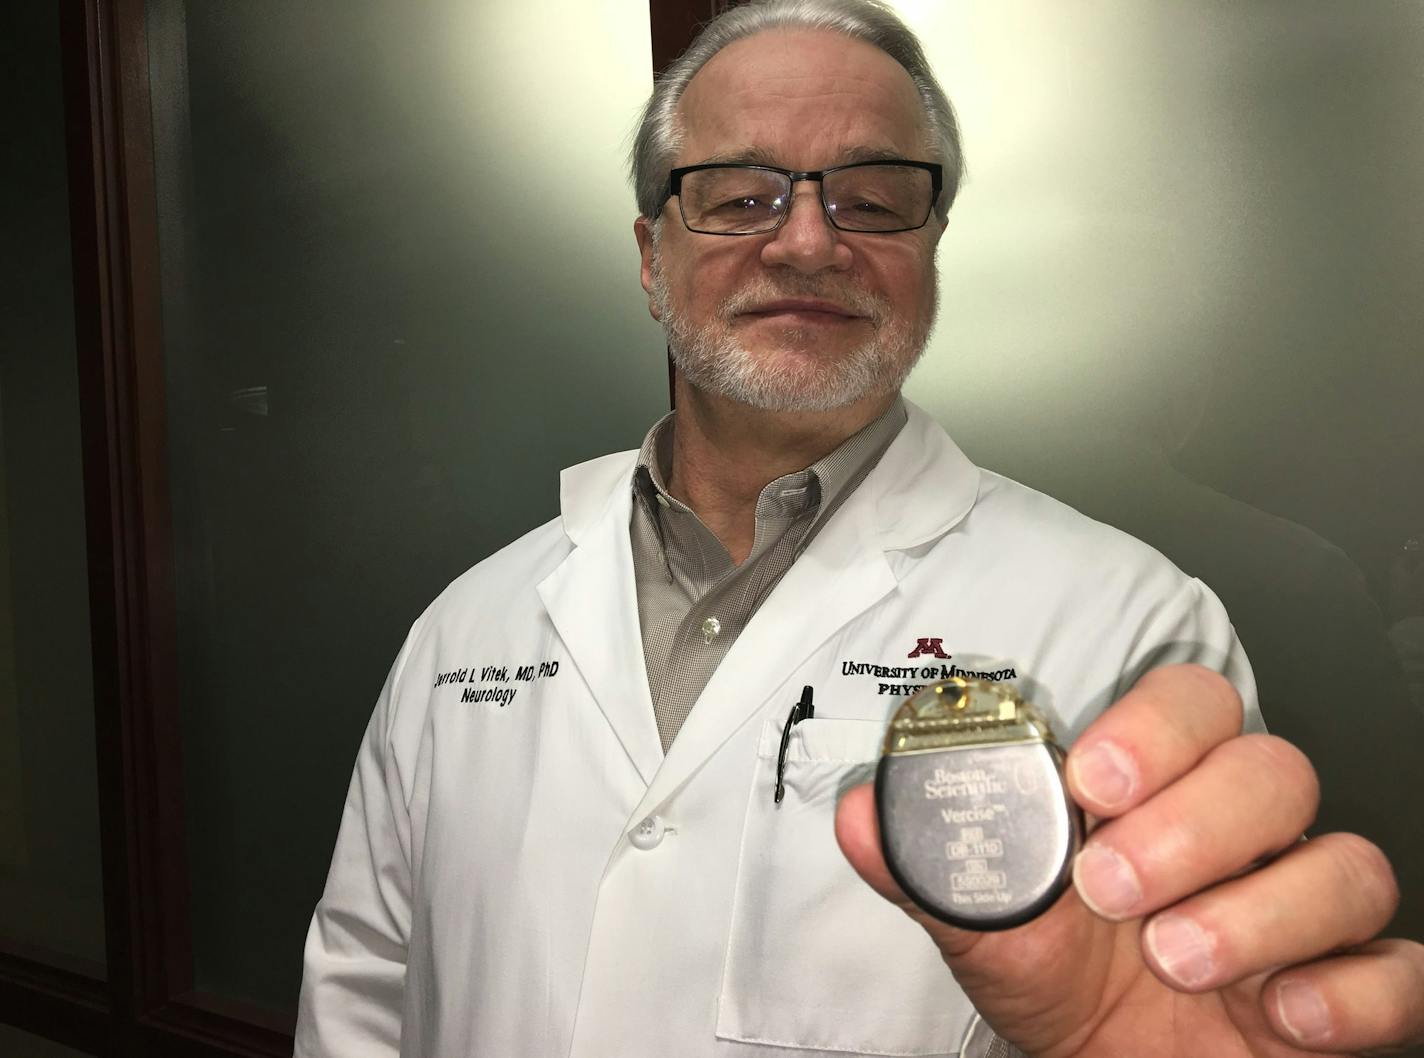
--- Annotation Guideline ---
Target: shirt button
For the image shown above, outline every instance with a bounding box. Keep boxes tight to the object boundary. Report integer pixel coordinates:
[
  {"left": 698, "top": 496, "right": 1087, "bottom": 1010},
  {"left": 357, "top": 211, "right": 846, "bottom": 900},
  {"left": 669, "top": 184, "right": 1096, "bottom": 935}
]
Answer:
[
  {"left": 702, "top": 617, "right": 721, "bottom": 645},
  {"left": 629, "top": 815, "right": 666, "bottom": 850},
  {"left": 655, "top": 493, "right": 670, "bottom": 508}
]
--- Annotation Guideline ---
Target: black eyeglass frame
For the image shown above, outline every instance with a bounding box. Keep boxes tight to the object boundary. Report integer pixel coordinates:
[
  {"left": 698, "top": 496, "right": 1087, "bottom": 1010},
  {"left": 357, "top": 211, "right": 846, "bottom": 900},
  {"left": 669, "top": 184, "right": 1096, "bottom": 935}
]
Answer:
[{"left": 663, "top": 160, "right": 944, "bottom": 236}]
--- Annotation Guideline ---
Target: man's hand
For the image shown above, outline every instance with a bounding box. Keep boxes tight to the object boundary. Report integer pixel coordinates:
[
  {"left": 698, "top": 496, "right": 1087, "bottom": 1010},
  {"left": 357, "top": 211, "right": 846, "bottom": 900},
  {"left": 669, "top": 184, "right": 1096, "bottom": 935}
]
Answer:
[{"left": 835, "top": 664, "right": 1424, "bottom": 1057}]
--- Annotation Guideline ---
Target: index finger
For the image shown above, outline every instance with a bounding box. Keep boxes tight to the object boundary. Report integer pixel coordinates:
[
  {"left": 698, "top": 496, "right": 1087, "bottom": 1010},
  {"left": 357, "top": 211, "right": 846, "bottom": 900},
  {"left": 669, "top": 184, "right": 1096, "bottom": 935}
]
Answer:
[{"left": 1065, "top": 664, "right": 1244, "bottom": 818}]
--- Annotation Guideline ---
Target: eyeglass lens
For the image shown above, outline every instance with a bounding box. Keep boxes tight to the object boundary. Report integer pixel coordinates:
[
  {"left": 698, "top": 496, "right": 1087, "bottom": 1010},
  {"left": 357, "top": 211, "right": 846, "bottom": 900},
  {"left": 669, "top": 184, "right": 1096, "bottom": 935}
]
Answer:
[{"left": 679, "top": 165, "right": 933, "bottom": 234}]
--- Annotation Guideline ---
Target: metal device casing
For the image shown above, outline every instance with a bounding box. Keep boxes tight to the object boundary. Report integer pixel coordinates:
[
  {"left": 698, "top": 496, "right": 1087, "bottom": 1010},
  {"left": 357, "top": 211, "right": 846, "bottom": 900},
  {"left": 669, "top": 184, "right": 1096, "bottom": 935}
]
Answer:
[{"left": 875, "top": 679, "right": 1083, "bottom": 931}]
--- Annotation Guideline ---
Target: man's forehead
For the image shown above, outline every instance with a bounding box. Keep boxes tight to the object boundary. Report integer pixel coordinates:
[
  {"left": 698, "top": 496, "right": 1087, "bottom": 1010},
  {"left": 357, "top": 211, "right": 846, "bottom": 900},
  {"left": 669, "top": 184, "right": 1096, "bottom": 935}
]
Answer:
[
  {"left": 676, "top": 28, "right": 927, "bottom": 166},
  {"left": 695, "top": 144, "right": 914, "bottom": 168}
]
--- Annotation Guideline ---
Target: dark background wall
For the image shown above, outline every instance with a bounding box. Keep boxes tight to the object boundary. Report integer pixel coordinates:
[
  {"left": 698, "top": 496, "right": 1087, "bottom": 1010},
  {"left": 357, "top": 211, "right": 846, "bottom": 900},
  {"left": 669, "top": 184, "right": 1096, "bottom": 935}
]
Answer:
[{"left": 0, "top": 0, "right": 106, "bottom": 973}]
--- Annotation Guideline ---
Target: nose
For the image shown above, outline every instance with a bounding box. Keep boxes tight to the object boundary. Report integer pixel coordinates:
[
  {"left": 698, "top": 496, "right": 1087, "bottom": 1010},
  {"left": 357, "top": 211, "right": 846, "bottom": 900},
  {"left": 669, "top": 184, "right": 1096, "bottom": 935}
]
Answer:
[{"left": 759, "top": 181, "right": 853, "bottom": 274}]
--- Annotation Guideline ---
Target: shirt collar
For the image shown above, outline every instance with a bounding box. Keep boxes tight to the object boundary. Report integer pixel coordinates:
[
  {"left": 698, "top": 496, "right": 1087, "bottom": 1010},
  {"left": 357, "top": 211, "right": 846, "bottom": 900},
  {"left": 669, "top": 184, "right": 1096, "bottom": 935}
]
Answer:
[
  {"left": 630, "top": 396, "right": 908, "bottom": 525},
  {"left": 632, "top": 412, "right": 682, "bottom": 517}
]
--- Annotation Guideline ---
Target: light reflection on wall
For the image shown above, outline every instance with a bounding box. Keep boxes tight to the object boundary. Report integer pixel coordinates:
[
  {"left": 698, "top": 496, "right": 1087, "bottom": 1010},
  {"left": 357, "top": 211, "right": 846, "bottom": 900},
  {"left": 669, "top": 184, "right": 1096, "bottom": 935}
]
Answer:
[
  {"left": 439, "top": 1, "right": 657, "bottom": 277},
  {"left": 897, "top": 0, "right": 1424, "bottom": 595},
  {"left": 900, "top": 3, "right": 1253, "bottom": 443}
]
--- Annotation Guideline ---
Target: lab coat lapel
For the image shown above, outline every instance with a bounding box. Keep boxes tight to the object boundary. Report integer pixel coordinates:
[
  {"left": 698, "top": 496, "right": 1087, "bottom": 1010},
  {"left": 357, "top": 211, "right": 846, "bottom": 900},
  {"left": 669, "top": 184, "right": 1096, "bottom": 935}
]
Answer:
[
  {"left": 537, "top": 452, "right": 663, "bottom": 787},
  {"left": 537, "top": 405, "right": 981, "bottom": 809},
  {"left": 633, "top": 402, "right": 982, "bottom": 813},
  {"left": 638, "top": 499, "right": 897, "bottom": 810}
]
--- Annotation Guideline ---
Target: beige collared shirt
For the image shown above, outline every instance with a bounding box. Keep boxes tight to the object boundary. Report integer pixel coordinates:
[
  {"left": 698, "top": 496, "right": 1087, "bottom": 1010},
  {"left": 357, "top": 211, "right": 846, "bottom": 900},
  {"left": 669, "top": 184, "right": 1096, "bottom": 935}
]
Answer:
[{"left": 630, "top": 398, "right": 908, "bottom": 750}]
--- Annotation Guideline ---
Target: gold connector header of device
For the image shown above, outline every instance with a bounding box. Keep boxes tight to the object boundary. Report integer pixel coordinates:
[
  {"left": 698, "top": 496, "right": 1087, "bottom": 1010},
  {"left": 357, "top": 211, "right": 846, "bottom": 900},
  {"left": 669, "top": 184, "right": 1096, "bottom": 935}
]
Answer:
[{"left": 882, "top": 677, "right": 1056, "bottom": 755}]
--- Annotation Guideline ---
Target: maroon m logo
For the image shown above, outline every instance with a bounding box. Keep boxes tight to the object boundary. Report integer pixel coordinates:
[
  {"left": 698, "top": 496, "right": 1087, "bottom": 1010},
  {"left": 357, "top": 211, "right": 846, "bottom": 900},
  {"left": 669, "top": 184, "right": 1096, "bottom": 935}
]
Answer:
[{"left": 906, "top": 637, "right": 949, "bottom": 659}]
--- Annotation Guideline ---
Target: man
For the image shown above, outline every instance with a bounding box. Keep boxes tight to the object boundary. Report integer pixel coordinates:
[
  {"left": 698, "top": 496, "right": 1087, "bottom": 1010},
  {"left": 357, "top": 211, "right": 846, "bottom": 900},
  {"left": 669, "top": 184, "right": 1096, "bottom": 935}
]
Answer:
[{"left": 295, "top": 2, "right": 1424, "bottom": 1055}]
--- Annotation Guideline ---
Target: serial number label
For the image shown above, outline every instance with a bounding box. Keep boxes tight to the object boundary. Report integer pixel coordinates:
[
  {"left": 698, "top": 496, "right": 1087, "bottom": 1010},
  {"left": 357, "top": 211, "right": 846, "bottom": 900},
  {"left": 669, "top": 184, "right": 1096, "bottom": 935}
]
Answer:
[
  {"left": 946, "top": 838, "right": 1004, "bottom": 860},
  {"left": 950, "top": 859, "right": 1008, "bottom": 892}
]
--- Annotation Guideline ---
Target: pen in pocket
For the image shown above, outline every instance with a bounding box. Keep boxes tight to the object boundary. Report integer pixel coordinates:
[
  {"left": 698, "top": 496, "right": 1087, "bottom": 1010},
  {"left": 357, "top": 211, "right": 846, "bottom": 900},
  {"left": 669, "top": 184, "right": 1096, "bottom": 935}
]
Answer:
[{"left": 773, "top": 685, "right": 815, "bottom": 805}]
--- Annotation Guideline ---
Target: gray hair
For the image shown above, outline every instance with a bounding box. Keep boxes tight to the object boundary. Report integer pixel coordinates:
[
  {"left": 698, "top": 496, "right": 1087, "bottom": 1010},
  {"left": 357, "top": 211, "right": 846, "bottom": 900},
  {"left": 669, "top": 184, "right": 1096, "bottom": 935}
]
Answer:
[{"left": 630, "top": 0, "right": 964, "bottom": 222}]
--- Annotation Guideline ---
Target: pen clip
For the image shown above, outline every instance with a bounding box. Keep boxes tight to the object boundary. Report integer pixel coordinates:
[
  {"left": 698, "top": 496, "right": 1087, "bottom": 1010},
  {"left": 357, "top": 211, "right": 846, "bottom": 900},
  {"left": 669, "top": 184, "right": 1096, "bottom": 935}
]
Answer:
[{"left": 774, "top": 685, "right": 816, "bottom": 805}]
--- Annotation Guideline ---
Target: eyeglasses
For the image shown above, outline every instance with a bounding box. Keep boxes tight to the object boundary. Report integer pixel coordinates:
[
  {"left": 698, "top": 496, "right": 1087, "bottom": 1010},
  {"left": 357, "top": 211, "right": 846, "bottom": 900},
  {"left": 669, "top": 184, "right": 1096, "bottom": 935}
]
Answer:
[{"left": 664, "top": 160, "right": 943, "bottom": 236}]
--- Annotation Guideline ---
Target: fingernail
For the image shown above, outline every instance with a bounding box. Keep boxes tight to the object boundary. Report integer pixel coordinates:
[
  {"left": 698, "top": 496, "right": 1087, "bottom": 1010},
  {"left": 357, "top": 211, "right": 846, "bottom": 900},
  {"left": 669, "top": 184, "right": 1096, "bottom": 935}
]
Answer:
[
  {"left": 1073, "top": 843, "right": 1142, "bottom": 918},
  {"left": 1144, "top": 914, "right": 1215, "bottom": 988},
  {"left": 1276, "top": 980, "right": 1331, "bottom": 1044},
  {"left": 1070, "top": 741, "right": 1136, "bottom": 808}
]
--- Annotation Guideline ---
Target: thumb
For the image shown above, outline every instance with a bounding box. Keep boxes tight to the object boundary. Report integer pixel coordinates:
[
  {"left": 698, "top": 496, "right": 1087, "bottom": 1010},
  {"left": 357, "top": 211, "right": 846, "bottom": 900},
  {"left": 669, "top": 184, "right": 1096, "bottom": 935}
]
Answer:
[{"left": 832, "top": 783, "right": 903, "bottom": 903}]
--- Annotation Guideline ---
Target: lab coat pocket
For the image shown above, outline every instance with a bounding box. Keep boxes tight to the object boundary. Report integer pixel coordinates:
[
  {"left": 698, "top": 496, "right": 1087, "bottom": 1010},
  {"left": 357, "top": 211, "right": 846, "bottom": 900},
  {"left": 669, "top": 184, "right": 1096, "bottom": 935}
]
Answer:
[{"left": 716, "top": 717, "right": 970, "bottom": 1056}]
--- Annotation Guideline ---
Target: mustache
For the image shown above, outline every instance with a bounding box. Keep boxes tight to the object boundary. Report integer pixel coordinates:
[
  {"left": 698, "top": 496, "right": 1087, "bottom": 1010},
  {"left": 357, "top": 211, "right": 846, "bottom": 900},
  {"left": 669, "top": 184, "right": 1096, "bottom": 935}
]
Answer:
[{"left": 717, "top": 275, "right": 889, "bottom": 323}]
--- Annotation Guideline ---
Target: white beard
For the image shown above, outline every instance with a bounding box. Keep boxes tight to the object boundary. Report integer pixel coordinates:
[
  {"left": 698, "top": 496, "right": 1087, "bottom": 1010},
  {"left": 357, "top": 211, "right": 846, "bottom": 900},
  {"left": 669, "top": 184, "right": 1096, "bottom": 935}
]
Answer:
[{"left": 649, "top": 246, "right": 936, "bottom": 414}]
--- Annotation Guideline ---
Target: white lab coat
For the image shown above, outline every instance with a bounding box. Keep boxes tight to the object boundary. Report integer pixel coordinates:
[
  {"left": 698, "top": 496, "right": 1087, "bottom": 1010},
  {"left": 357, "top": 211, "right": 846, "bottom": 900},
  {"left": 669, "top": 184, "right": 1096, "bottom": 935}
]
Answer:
[{"left": 295, "top": 402, "right": 1257, "bottom": 1058}]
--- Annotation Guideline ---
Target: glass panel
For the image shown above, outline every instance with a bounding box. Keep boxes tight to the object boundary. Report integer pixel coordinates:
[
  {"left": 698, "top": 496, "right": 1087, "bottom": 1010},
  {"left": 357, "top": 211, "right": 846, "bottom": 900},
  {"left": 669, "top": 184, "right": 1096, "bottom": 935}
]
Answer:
[
  {"left": 145, "top": 0, "right": 661, "bottom": 1012},
  {"left": 0, "top": 2, "right": 106, "bottom": 975},
  {"left": 898, "top": 1, "right": 1424, "bottom": 947}
]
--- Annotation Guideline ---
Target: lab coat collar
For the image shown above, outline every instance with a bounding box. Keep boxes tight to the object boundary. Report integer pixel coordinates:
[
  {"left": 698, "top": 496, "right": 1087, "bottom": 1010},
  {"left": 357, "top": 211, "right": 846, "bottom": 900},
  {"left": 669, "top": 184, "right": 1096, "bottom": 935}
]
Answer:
[
  {"left": 855, "top": 398, "right": 981, "bottom": 552},
  {"left": 541, "top": 400, "right": 982, "bottom": 797}
]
